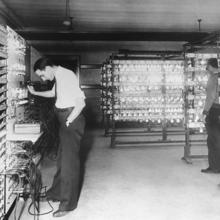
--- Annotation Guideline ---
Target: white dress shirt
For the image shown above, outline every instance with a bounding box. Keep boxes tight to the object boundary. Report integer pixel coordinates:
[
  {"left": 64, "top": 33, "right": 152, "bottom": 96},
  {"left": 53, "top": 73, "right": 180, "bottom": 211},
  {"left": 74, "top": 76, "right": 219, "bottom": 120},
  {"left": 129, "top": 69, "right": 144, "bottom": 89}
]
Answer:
[{"left": 54, "top": 66, "right": 85, "bottom": 109}]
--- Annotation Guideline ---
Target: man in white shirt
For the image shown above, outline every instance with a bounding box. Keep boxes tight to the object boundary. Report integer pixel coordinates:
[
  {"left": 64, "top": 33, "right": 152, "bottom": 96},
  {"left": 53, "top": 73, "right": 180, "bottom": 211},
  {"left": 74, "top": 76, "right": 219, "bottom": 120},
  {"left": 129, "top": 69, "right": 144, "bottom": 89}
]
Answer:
[{"left": 28, "top": 58, "right": 85, "bottom": 217}]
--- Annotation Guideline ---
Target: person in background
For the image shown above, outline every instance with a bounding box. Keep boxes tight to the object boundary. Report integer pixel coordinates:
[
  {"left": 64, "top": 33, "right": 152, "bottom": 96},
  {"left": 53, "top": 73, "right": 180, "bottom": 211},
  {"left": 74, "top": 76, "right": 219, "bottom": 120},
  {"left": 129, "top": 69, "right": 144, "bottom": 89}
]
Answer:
[
  {"left": 201, "top": 58, "right": 220, "bottom": 174},
  {"left": 28, "top": 58, "right": 85, "bottom": 217}
]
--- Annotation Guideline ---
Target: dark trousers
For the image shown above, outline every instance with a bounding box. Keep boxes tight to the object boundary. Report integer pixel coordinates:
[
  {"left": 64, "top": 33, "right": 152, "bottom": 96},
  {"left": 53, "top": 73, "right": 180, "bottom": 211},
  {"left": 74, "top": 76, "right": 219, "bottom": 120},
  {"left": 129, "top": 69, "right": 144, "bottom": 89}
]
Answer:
[
  {"left": 205, "top": 105, "right": 220, "bottom": 171},
  {"left": 47, "top": 107, "right": 85, "bottom": 211}
]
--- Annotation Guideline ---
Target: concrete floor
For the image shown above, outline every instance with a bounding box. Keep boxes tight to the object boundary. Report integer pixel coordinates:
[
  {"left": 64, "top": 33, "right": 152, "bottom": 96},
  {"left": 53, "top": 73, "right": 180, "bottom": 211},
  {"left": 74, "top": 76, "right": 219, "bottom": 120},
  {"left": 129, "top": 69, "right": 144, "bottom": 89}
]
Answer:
[{"left": 10, "top": 129, "right": 220, "bottom": 220}]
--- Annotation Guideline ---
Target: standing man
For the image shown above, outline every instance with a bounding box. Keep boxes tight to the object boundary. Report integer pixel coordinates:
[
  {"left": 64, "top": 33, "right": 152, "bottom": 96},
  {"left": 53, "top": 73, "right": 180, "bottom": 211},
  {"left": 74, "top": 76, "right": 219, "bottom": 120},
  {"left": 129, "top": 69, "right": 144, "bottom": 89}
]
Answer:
[
  {"left": 201, "top": 58, "right": 220, "bottom": 174},
  {"left": 28, "top": 58, "right": 85, "bottom": 217}
]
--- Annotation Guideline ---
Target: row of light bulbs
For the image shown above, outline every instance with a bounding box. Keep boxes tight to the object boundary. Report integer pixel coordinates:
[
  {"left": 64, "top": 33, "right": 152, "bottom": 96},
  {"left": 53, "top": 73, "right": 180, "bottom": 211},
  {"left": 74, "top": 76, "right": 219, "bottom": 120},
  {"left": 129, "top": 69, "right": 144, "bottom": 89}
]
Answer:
[
  {"left": 186, "top": 75, "right": 208, "bottom": 83},
  {"left": 118, "top": 85, "right": 163, "bottom": 92},
  {"left": 114, "top": 115, "right": 184, "bottom": 123},
  {"left": 112, "top": 108, "right": 183, "bottom": 114},
  {"left": 112, "top": 60, "right": 183, "bottom": 65},
  {"left": 186, "top": 53, "right": 217, "bottom": 59},
  {"left": 102, "top": 80, "right": 184, "bottom": 89},
  {"left": 115, "top": 96, "right": 183, "bottom": 103}
]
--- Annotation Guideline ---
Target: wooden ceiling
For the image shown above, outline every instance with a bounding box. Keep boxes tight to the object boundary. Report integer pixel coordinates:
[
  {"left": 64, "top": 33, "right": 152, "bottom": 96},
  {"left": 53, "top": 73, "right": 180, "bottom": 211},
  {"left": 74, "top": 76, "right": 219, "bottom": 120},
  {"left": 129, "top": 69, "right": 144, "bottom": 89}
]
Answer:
[
  {"left": 3, "top": 0, "right": 220, "bottom": 33},
  {"left": 2, "top": 0, "right": 220, "bottom": 55}
]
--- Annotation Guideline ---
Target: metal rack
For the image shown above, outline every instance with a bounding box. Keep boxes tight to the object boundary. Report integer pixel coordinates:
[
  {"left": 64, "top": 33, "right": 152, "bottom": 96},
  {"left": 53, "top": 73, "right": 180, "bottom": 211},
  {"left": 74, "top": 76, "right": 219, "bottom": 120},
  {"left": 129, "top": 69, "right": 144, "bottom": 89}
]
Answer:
[
  {"left": 0, "top": 25, "right": 42, "bottom": 220},
  {"left": 101, "top": 37, "right": 220, "bottom": 158},
  {"left": 0, "top": 24, "right": 7, "bottom": 220},
  {"left": 101, "top": 52, "right": 186, "bottom": 148},
  {"left": 182, "top": 35, "right": 220, "bottom": 163}
]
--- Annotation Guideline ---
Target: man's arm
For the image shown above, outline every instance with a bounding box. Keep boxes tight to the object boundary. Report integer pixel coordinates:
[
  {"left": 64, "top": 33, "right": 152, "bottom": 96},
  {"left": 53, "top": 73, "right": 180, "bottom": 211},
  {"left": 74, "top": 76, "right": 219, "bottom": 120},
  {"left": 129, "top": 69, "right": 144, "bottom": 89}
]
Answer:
[
  {"left": 27, "top": 85, "right": 55, "bottom": 98},
  {"left": 66, "top": 97, "right": 85, "bottom": 127},
  {"left": 203, "top": 76, "right": 218, "bottom": 115}
]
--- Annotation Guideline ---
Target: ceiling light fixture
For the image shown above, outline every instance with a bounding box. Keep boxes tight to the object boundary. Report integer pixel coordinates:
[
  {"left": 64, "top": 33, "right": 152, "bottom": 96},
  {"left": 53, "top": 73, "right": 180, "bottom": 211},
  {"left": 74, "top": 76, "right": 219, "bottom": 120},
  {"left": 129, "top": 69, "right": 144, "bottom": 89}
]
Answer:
[
  {"left": 63, "top": 0, "right": 73, "bottom": 27},
  {"left": 198, "top": 19, "right": 202, "bottom": 32}
]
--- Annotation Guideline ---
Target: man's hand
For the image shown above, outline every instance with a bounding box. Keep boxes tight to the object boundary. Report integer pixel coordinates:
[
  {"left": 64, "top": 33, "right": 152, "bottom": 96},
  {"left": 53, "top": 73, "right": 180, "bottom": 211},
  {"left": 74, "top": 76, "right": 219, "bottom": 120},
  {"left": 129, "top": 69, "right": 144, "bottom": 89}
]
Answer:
[
  {"left": 199, "top": 114, "right": 206, "bottom": 124},
  {"left": 66, "top": 116, "right": 76, "bottom": 127},
  {"left": 27, "top": 86, "right": 36, "bottom": 95},
  {"left": 65, "top": 98, "right": 85, "bottom": 127}
]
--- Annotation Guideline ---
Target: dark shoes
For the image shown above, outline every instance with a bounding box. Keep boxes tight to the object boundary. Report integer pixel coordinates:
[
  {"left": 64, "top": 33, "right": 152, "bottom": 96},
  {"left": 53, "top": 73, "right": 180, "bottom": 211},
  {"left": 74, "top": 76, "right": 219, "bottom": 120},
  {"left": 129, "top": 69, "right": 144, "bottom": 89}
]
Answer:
[
  {"left": 53, "top": 203, "right": 75, "bottom": 217},
  {"left": 45, "top": 189, "right": 74, "bottom": 217},
  {"left": 53, "top": 209, "right": 71, "bottom": 217},
  {"left": 47, "top": 196, "right": 60, "bottom": 202},
  {"left": 43, "top": 189, "right": 60, "bottom": 202},
  {"left": 40, "top": 196, "right": 60, "bottom": 202},
  {"left": 201, "top": 167, "right": 220, "bottom": 173}
]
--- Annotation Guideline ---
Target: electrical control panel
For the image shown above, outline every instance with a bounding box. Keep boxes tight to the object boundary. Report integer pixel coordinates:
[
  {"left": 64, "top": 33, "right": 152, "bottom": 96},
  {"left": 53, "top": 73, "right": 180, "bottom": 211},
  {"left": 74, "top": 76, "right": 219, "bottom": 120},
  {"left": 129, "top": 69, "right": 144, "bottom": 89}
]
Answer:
[
  {"left": 6, "top": 26, "right": 27, "bottom": 122},
  {"left": 0, "top": 24, "right": 7, "bottom": 219},
  {"left": 0, "top": 25, "right": 31, "bottom": 219}
]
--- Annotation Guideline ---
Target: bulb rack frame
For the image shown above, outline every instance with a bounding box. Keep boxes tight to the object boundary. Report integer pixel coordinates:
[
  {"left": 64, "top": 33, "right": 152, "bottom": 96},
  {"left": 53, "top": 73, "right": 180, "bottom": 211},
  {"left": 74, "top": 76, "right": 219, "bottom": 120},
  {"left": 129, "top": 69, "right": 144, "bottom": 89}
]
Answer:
[
  {"left": 182, "top": 36, "right": 220, "bottom": 164},
  {"left": 101, "top": 51, "right": 188, "bottom": 148},
  {"left": 101, "top": 44, "right": 220, "bottom": 154}
]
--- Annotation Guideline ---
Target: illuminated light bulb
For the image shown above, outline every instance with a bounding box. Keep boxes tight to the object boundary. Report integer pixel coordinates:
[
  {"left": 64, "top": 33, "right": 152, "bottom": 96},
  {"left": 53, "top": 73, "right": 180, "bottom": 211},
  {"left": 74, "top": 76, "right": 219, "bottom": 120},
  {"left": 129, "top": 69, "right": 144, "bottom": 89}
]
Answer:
[
  {"left": 200, "top": 60, "right": 206, "bottom": 65},
  {"left": 198, "top": 100, "right": 203, "bottom": 106},
  {"left": 199, "top": 127, "right": 203, "bottom": 133}
]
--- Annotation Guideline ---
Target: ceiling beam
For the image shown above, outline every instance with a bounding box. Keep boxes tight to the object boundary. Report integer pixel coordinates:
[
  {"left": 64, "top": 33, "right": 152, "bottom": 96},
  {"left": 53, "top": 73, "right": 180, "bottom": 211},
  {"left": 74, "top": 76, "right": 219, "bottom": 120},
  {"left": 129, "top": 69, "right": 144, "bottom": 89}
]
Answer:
[{"left": 17, "top": 31, "right": 209, "bottom": 43}]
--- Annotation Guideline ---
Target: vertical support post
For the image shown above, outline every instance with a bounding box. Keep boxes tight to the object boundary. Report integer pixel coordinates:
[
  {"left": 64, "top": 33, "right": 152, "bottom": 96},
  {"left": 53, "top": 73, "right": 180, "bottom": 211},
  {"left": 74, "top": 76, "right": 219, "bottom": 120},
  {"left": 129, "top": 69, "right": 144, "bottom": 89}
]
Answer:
[
  {"left": 3, "top": 175, "right": 6, "bottom": 215},
  {"left": 104, "top": 114, "right": 108, "bottom": 136},
  {"left": 110, "top": 119, "right": 116, "bottom": 148},
  {"left": 110, "top": 56, "right": 116, "bottom": 148},
  {"left": 102, "top": 64, "right": 109, "bottom": 136},
  {"left": 182, "top": 46, "right": 193, "bottom": 164},
  {"left": 25, "top": 44, "right": 31, "bottom": 83},
  {"left": 161, "top": 56, "right": 167, "bottom": 141}
]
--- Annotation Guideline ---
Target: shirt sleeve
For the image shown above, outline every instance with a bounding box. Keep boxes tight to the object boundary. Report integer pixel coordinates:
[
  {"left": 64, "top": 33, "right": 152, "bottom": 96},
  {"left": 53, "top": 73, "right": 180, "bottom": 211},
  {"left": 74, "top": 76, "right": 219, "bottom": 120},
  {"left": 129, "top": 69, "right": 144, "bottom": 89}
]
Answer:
[
  {"left": 203, "top": 76, "right": 218, "bottom": 113},
  {"left": 71, "top": 72, "right": 85, "bottom": 100}
]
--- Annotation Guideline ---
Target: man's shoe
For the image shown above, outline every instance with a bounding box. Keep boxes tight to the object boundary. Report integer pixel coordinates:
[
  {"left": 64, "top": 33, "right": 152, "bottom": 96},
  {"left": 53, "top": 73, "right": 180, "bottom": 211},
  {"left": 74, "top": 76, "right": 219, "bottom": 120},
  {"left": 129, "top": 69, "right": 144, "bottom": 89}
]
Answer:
[
  {"left": 40, "top": 196, "right": 59, "bottom": 203},
  {"left": 201, "top": 167, "right": 212, "bottom": 173},
  {"left": 47, "top": 196, "right": 60, "bottom": 202},
  {"left": 53, "top": 210, "right": 71, "bottom": 217},
  {"left": 201, "top": 167, "right": 220, "bottom": 173}
]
